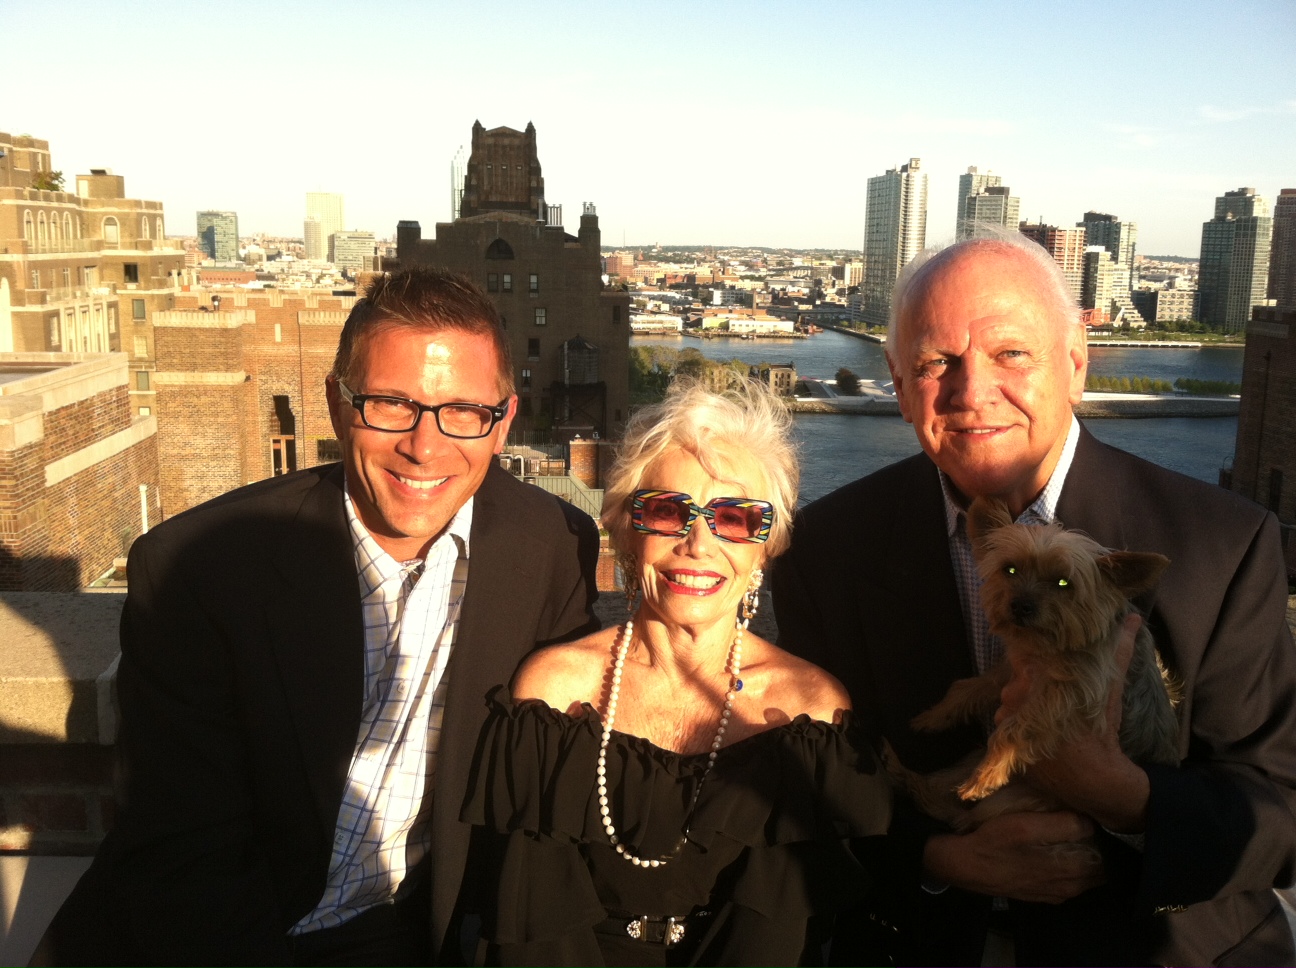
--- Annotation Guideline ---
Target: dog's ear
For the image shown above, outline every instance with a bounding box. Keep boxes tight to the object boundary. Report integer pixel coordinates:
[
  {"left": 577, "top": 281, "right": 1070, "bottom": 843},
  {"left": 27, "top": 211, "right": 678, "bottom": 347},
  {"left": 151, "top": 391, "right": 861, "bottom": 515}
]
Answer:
[
  {"left": 966, "top": 497, "right": 1013, "bottom": 552},
  {"left": 1098, "top": 551, "right": 1170, "bottom": 597}
]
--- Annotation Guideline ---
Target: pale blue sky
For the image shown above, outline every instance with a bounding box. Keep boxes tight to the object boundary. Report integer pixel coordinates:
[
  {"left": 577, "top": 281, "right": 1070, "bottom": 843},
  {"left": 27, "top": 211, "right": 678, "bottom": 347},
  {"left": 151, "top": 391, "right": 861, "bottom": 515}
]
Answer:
[{"left": 6, "top": 0, "right": 1293, "bottom": 256}]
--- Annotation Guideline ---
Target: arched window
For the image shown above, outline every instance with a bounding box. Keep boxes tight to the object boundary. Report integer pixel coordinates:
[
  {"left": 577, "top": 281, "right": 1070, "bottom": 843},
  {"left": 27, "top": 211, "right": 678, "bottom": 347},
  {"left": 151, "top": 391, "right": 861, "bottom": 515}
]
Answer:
[
  {"left": 49, "top": 212, "right": 60, "bottom": 242},
  {"left": 38, "top": 212, "right": 48, "bottom": 245},
  {"left": 141, "top": 216, "right": 150, "bottom": 240},
  {"left": 485, "top": 237, "right": 515, "bottom": 260},
  {"left": 23, "top": 210, "right": 34, "bottom": 241},
  {"left": 156, "top": 217, "right": 163, "bottom": 240},
  {"left": 64, "top": 213, "right": 73, "bottom": 240},
  {"left": 103, "top": 216, "right": 119, "bottom": 247}
]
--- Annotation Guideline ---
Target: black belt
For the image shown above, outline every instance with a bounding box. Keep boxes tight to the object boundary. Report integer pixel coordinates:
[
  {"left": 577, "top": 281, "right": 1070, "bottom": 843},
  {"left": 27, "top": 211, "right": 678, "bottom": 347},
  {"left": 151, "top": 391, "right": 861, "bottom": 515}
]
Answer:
[{"left": 595, "top": 909, "right": 713, "bottom": 946}]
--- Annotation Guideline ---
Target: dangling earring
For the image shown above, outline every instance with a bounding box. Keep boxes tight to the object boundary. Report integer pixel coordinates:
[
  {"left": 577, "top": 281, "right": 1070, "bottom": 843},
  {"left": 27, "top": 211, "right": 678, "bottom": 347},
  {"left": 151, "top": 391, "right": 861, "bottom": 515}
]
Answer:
[{"left": 738, "top": 568, "right": 764, "bottom": 629}]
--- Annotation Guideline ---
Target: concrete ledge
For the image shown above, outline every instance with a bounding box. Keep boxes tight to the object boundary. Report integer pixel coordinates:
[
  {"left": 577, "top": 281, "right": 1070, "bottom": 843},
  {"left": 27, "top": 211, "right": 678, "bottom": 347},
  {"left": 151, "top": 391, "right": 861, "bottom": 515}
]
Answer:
[{"left": 0, "top": 593, "right": 123, "bottom": 744}]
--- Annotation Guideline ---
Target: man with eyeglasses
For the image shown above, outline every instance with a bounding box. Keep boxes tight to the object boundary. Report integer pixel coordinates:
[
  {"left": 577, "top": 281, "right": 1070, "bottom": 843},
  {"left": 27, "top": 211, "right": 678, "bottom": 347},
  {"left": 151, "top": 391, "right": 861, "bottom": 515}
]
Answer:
[{"left": 43, "top": 268, "right": 600, "bottom": 965}]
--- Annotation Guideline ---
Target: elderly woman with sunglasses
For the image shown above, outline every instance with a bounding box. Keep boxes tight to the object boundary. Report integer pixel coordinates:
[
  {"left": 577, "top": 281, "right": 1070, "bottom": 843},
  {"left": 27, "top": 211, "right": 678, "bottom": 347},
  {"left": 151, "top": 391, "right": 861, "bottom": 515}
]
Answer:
[{"left": 462, "top": 380, "right": 891, "bottom": 966}]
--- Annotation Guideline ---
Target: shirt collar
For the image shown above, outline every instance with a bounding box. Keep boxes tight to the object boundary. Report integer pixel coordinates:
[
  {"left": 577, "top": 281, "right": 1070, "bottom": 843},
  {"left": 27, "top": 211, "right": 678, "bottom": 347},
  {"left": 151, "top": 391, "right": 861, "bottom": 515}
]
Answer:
[
  {"left": 941, "top": 414, "right": 1081, "bottom": 535},
  {"left": 343, "top": 481, "right": 474, "bottom": 597}
]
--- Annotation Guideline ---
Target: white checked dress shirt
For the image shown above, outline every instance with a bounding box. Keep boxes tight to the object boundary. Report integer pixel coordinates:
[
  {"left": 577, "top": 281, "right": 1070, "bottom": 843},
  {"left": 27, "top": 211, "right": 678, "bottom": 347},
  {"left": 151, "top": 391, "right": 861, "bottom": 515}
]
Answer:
[
  {"left": 941, "top": 415, "right": 1081, "bottom": 675},
  {"left": 292, "top": 487, "right": 472, "bottom": 934}
]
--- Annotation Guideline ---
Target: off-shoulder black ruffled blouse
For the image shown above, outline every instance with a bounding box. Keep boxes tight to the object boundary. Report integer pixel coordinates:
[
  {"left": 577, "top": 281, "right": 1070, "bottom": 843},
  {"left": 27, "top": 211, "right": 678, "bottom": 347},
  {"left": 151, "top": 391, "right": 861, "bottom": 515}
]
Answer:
[{"left": 461, "top": 687, "right": 891, "bottom": 966}]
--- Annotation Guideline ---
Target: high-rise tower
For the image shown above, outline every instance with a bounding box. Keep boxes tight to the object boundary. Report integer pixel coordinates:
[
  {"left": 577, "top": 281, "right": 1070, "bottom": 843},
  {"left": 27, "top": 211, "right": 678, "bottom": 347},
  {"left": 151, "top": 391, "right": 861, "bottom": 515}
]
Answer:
[
  {"left": 1078, "top": 212, "right": 1144, "bottom": 325},
  {"left": 1268, "top": 188, "right": 1296, "bottom": 311},
  {"left": 304, "top": 192, "right": 344, "bottom": 261},
  {"left": 956, "top": 167, "right": 1019, "bottom": 240},
  {"left": 862, "top": 158, "right": 927, "bottom": 327},
  {"left": 196, "top": 210, "right": 239, "bottom": 261},
  {"left": 450, "top": 145, "right": 466, "bottom": 221},
  {"left": 1019, "top": 222, "right": 1087, "bottom": 303},
  {"left": 1198, "top": 187, "right": 1273, "bottom": 333}
]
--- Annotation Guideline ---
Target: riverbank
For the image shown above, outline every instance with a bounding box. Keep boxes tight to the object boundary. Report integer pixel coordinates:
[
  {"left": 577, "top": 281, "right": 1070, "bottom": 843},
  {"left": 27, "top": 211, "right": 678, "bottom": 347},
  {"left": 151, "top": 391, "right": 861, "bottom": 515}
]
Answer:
[{"left": 789, "top": 387, "right": 1240, "bottom": 418}]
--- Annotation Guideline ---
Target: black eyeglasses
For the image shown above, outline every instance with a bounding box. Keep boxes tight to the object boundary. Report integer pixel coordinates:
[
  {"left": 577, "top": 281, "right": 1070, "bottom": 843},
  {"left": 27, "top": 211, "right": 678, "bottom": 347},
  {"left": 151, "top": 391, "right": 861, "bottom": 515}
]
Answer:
[
  {"left": 630, "top": 489, "right": 775, "bottom": 543},
  {"left": 337, "top": 381, "right": 510, "bottom": 439}
]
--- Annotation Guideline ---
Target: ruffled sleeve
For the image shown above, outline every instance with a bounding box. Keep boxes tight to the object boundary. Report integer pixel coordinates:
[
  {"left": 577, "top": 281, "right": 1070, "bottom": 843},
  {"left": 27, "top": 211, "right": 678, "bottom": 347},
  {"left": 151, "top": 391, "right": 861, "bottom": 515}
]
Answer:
[{"left": 461, "top": 685, "right": 892, "bottom": 954}]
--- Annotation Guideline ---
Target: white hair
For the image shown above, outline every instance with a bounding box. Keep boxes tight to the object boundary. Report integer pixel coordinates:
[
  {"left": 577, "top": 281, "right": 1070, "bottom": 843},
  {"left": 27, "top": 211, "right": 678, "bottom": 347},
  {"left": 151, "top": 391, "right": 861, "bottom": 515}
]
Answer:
[{"left": 886, "top": 224, "right": 1081, "bottom": 361}]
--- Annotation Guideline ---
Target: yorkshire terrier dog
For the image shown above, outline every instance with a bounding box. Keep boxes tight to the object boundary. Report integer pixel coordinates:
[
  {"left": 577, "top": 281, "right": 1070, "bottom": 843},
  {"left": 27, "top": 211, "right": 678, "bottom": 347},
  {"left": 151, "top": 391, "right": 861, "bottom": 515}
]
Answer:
[{"left": 895, "top": 497, "right": 1180, "bottom": 830}]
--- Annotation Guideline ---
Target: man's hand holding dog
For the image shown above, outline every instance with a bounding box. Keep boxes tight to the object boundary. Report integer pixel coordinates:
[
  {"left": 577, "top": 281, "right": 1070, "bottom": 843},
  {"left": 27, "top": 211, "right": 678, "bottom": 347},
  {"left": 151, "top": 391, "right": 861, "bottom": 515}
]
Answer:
[
  {"left": 923, "top": 810, "right": 1105, "bottom": 903},
  {"left": 999, "top": 613, "right": 1150, "bottom": 834}
]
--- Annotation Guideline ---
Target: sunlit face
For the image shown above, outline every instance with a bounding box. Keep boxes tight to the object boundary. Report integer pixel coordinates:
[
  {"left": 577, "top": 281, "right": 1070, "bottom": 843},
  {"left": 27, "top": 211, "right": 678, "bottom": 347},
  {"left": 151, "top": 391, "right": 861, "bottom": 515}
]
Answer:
[
  {"left": 888, "top": 248, "right": 1087, "bottom": 516},
  {"left": 632, "top": 447, "right": 768, "bottom": 634},
  {"left": 326, "top": 324, "right": 515, "bottom": 561}
]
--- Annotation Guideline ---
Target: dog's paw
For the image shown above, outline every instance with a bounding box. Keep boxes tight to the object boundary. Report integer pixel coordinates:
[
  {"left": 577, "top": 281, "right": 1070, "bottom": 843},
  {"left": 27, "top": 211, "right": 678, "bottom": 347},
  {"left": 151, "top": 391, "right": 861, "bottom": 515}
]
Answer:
[{"left": 958, "top": 759, "right": 1013, "bottom": 801}]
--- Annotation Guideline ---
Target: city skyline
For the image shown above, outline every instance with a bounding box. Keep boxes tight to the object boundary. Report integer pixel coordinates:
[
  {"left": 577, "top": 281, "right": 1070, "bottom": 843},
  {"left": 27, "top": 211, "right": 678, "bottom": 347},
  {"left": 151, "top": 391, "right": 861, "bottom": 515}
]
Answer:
[{"left": 6, "top": 0, "right": 1293, "bottom": 257}]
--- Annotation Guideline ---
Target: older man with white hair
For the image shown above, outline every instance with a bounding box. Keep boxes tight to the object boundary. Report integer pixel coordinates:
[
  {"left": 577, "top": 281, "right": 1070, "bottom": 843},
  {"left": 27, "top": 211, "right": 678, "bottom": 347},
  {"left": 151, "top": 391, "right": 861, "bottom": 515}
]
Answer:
[{"left": 774, "top": 231, "right": 1296, "bottom": 965}]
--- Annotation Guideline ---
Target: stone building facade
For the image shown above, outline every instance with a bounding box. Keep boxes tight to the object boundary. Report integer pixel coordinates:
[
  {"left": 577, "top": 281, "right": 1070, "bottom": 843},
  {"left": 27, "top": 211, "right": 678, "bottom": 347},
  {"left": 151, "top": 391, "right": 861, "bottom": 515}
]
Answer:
[
  {"left": 151, "top": 287, "right": 356, "bottom": 516},
  {"left": 0, "top": 131, "right": 186, "bottom": 425},
  {"left": 1228, "top": 305, "right": 1296, "bottom": 577},
  {"left": 397, "top": 121, "right": 630, "bottom": 439},
  {"left": 0, "top": 354, "right": 160, "bottom": 591}
]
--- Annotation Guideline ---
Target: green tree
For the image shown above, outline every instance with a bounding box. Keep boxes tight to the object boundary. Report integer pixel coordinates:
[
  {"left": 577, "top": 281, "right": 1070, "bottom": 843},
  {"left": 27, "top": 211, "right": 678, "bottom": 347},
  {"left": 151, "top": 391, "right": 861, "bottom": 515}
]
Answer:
[
  {"left": 32, "top": 170, "right": 65, "bottom": 191},
  {"left": 835, "top": 367, "right": 860, "bottom": 395}
]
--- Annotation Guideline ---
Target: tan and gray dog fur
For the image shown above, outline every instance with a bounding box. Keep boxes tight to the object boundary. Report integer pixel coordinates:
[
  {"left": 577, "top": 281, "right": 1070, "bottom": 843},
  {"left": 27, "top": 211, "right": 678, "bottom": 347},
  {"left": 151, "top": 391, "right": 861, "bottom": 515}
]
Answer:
[{"left": 892, "top": 497, "right": 1181, "bottom": 830}]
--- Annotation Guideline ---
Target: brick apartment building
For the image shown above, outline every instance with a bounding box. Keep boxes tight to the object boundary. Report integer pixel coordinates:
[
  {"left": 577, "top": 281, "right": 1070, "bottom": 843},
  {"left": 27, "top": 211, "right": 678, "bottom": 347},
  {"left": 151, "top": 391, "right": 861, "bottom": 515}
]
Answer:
[
  {"left": 397, "top": 120, "right": 630, "bottom": 439},
  {"left": 1229, "top": 305, "right": 1296, "bottom": 577},
  {"left": 0, "top": 354, "right": 160, "bottom": 591}
]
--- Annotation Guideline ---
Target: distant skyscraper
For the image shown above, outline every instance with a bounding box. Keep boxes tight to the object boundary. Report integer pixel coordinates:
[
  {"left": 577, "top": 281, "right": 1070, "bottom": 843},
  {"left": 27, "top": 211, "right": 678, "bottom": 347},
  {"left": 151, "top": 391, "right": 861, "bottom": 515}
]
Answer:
[
  {"left": 304, "top": 192, "right": 344, "bottom": 261},
  {"left": 1268, "top": 188, "right": 1296, "bottom": 311},
  {"left": 956, "top": 167, "right": 1019, "bottom": 240},
  {"left": 1078, "top": 212, "right": 1144, "bottom": 325},
  {"left": 196, "top": 210, "right": 239, "bottom": 261},
  {"left": 862, "top": 158, "right": 927, "bottom": 327},
  {"left": 1019, "top": 222, "right": 1087, "bottom": 303},
  {"left": 1199, "top": 187, "right": 1273, "bottom": 333},
  {"left": 450, "top": 145, "right": 466, "bottom": 221},
  {"left": 331, "top": 230, "right": 377, "bottom": 273}
]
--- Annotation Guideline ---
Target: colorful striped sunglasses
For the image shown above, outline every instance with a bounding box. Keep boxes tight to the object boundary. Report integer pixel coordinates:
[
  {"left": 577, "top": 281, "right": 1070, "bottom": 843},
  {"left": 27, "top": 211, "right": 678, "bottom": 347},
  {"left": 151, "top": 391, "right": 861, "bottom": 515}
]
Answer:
[{"left": 630, "top": 489, "right": 775, "bottom": 544}]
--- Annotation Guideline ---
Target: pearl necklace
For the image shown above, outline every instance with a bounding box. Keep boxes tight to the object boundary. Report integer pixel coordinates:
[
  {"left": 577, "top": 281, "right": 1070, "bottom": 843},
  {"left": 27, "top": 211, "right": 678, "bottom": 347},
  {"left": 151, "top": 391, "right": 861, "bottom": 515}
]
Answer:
[{"left": 596, "top": 614, "right": 746, "bottom": 867}]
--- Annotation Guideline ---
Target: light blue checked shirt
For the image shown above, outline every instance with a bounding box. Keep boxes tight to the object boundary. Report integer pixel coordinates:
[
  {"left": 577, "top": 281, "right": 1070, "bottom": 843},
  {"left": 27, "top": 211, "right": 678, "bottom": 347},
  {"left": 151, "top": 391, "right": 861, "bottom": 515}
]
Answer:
[
  {"left": 941, "top": 415, "right": 1081, "bottom": 675},
  {"left": 291, "top": 486, "right": 472, "bottom": 935}
]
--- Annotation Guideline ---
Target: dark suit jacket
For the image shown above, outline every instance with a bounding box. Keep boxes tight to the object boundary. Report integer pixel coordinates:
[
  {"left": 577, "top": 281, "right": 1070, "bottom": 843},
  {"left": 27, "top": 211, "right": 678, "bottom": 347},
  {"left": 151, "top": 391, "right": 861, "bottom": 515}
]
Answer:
[
  {"left": 773, "top": 426, "right": 1296, "bottom": 966},
  {"left": 48, "top": 462, "right": 600, "bottom": 965}
]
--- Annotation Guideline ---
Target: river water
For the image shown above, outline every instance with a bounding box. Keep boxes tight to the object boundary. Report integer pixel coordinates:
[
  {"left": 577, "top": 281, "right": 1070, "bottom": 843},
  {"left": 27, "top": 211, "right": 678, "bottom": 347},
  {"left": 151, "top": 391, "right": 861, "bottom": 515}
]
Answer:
[{"left": 632, "top": 331, "right": 1243, "bottom": 504}]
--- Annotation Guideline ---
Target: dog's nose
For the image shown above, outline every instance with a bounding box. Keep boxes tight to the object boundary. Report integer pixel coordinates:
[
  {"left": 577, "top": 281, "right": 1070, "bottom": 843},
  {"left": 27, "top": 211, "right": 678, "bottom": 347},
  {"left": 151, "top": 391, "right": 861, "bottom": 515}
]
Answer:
[{"left": 1010, "top": 597, "right": 1036, "bottom": 623}]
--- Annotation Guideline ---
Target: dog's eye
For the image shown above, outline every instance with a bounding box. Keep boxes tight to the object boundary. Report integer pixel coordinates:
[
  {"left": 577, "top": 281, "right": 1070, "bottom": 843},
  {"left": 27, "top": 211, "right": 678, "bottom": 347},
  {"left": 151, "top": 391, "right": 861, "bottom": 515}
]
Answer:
[
  {"left": 1057, "top": 578, "right": 1069, "bottom": 588},
  {"left": 1005, "top": 565, "right": 1016, "bottom": 576}
]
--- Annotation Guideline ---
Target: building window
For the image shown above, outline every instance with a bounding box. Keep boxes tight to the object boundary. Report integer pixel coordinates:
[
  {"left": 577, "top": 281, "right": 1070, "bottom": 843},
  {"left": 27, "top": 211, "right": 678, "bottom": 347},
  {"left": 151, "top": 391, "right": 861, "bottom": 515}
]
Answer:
[
  {"left": 132, "top": 298, "right": 146, "bottom": 320},
  {"left": 529, "top": 273, "right": 539, "bottom": 293},
  {"left": 502, "top": 273, "right": 513, "bottom": 293},
  {"left": 521, "top": 368, "right": 532, "bottom": 391},
  {"left": 534, "top": 307, "right": 546, "bottom": 326},
  {"left": 485, "top": 238, "right": 515, "bottom": 260},
  {"left": 38, "top": 212, "right": 47, "bottom": 245},
  {"left": 62, "top": 267, "right": 71, "bottom": 288},
  {"left": 64, "top": 213, "right": 73, "bottom": 240},
  {"left": 156, "top": 217, "right": 163, "bottom": 240},
  {"left": 520, "top": 397, "right": 533, "bottom": 417},
  {"left": 139, "top": 406, "right": 151, "bottom": 416},
  {"left": 613, "top": 304, "right": 622, "bottom": 324},
  {"left": 317, "top": 439, "right": 342, "bottom": 462},
  {"left": 124, "top": 263, "right": 140, "bottom": 284},
  {"left": 133, "top": 336, "right": 148, "bottom": 358},
  {"left": 141, "top": 216, "right": 150, "bottom": 240},
  {"left": 527, "top": 337, "right": 540, "bottom": 359},
  {"left": 500, "top": 315, "right": 507, "bottom": 330},
  {"left": 23, "top": 210, "right": 33, "bottom": 241},
  {"left": 137, "top": 371, "right": 151, "bottom": 390},
  {"left": 48, "top": 315, "right": 59, "bottom": 346},
  {"left": 487, "top": 272, "right": 499, "bottom": 292},
  {"left": 103, "top": 216, "right": 119, "bottom": 246},
  {"left": 30, "top": 269, "right": 40, "bottom": 288}
]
